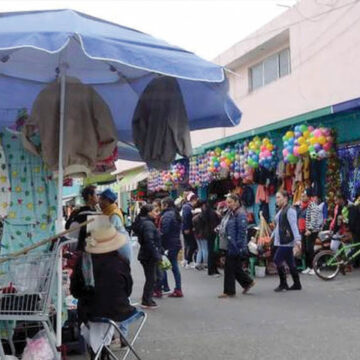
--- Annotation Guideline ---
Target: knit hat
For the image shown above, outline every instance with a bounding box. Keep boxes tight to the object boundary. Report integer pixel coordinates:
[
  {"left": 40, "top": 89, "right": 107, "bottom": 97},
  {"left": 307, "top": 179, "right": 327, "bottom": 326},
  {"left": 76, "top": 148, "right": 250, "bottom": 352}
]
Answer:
[
  {"left": 85, "top": 225, "right": 126, "bottom": 254},
  {"left": 100, "top": 189, "right": 117, "bottom": 203}
]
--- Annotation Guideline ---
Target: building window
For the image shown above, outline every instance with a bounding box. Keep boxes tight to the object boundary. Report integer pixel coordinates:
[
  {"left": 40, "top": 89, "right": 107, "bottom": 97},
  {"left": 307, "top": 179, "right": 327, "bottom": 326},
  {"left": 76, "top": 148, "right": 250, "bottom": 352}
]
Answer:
[{"left": 249, "top": 48, "right": 290, "bottom": 91}]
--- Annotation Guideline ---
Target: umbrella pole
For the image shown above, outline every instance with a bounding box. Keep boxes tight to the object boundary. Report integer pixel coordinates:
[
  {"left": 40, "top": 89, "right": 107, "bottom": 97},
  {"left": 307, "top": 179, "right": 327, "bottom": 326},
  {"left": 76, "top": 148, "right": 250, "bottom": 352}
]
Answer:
[{"left": 56, "top": 68, "right": 66, "bottom": 351}]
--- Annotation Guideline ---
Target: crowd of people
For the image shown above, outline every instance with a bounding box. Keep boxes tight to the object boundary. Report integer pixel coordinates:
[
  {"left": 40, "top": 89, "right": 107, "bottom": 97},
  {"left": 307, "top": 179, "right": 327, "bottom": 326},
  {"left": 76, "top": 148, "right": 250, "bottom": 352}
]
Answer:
[{"left": 65, "top": 184, "right": 360, "bottom": 357}]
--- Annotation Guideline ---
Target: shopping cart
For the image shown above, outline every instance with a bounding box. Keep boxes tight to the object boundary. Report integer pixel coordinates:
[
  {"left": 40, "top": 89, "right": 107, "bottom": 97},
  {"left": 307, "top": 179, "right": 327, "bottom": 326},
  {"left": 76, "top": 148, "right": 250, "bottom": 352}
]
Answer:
[{"left": 0, "top": 245, "right": 61, "bottom": 360}]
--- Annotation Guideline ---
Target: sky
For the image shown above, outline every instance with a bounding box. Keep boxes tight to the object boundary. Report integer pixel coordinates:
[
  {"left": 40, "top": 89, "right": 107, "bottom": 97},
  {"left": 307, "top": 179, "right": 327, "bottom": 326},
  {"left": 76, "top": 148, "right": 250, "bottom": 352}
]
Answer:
[{"left": 0, "top": 0, "right": 297, "bottom": 60}]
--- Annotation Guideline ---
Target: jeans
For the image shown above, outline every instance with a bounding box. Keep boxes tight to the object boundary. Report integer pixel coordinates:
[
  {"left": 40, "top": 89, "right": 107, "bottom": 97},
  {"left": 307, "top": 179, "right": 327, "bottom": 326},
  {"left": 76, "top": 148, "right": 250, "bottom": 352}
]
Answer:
[
  {"left": 140, "top": 260, "right": 157, "bottom": 304},
  {"left": 274, "top": 246, "right": 297, "bottom": 272},
  {"left": 207, "top": 234, "right": 219, "bottom": 275},
  {"left": 196, "top": 239, "right": 208, "bottom": 264},
  {"left": 165, "top": 248, "right": 182, "bottom": 290},
  {"left": 223, "top": 254, "right": 253, "bottom": 295},
  {"left": 183, "top": 232, "right": 197, "bottom": 264}
]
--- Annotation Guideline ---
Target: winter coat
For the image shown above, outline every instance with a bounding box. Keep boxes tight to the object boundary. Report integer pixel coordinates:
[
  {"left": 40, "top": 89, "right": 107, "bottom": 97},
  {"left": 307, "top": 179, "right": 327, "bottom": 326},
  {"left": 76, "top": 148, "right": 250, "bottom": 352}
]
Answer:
[
  {"left": 134, "top": 216, "right": 162, "bottom": 262},
  {"left": 182, "top": 203, "right": 193, "bottom": 232},
  {"left": 22, "top": 77, "right": 117, "bottom": 177},
  {"left": 193, "top": 210, "right": 220, "bottom": 240},
  {"left": 160, "top": 208, "right": 182, "bottom": 251},
  {"left": 132, "top": 76, "right": 192, "bottom": 169},
  {"left": 70, "top": 251, "right": 135, "bottom": 324},
  {"left": 225, "top": 207, "right": 249, "bottom": 257}
]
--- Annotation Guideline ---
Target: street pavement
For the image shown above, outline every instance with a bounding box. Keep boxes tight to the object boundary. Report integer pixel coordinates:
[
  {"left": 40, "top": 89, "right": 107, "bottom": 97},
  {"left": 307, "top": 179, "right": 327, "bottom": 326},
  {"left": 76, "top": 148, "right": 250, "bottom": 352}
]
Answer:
[{"left": 70, "top": 259, "right": 360, "bottom": 360}]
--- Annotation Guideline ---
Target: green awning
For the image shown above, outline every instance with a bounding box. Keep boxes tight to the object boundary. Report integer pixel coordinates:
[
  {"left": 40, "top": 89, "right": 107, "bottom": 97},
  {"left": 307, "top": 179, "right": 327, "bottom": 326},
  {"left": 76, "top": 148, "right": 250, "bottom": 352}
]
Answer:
[
  {"left": 83, "top": 173, "right": 116, "bottom": 186},
  {"left": 118, "top": 167, "right": 148, "bottom": 192}
]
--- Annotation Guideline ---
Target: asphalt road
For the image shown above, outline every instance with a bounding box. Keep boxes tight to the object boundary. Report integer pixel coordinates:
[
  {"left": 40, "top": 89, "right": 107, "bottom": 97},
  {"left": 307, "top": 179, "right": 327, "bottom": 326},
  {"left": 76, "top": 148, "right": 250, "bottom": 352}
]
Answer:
[{"left": 70, "top": 259, "right": 360, "bottom": 360}]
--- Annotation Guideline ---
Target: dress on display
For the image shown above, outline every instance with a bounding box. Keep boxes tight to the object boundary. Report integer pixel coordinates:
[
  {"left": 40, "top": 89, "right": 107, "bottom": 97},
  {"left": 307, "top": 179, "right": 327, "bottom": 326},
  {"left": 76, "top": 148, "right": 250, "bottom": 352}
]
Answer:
[{"left": 1, "top": 128, "right": 57, "bottom": 254}]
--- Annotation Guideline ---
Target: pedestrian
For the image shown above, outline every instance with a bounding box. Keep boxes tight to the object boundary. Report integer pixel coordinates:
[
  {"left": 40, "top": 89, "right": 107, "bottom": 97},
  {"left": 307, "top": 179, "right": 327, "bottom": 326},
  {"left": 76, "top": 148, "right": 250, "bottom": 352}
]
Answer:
[
  {"left": 273, "top": 190, "right": 302, "bottom": 292},
  {"left": 302, "top": 189, "right": 322, "bottom": 275},
  {"left": 99, "top": 189, "right": 132, "bottom": 263},
  {"left": 160, "top": 197, "right": 184, "bottom": 298},
  {"left": 329, "top": 193, "right": 347, "bottom": 234},
  {"left": 133, "top": 204, "right": 162, "bottom": 309},
  {"left": 193, "top": 201, "right": 221, "bottom": 275},
  {"left": 65, "top": 185, "right": 100, "bottom": 251},
  {"left": 152, "top": 198, "right": 162, "bottom": 228},
  {"left": 70, "top": 225, "right": 137, "bottom": 358},
  {"left": 182, "top": 192, "right": 198, "bottom": 269},
  {"left": 218, "top": 194, "right": 255, "bottom": 299}
]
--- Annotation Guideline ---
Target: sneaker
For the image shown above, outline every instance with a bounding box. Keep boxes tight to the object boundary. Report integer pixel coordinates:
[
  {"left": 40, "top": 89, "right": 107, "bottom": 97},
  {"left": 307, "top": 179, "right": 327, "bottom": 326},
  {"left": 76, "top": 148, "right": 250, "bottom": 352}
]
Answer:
[
  {"left": 190, "top": 262, "right": 196, "bottom": 269},
  {"left": 185, "top": 264, "right": 192, "bottom": 270},
  {"left": 302, "top": 267, "right": 311, "bottom": 275},
  {"left": 218, "top": 293, "right": 235, "bottom": 299},
  {"left": 140, "top": 301, "right": 159, "bottom": 309},
  {"left": 195, "top": 264, "right": 204, "bottom": 271},
  {"left": 153, "top": 290, "right": 163, "bottom": 298},
  {"left": 308, "top": 269, "right": 315, "bottom": 276},
  {"left": 168, "top": 289, "right": 184, "bottom": 298},
  {"left": 209, "top": 273, "right": 221, "bottom": 278}
]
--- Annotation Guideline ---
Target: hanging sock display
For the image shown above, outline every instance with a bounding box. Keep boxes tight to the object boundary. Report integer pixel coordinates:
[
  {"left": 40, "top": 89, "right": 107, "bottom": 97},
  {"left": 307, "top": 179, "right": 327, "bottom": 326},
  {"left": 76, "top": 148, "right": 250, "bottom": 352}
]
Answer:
[{"left": 1, "top": 128, "right": 57, "bottom": 254}]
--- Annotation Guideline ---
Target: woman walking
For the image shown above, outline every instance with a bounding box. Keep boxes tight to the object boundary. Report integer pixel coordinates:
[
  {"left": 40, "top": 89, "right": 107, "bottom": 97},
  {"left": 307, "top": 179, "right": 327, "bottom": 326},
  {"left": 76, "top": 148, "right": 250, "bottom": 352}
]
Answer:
[
  {"left": 160, "top": 197, "right": 184, "bottom": 298},
  {"left": 193, "top": 201, "right": 221, "bottom": 275},
  {"left": 218, "top": 194, "right": 255, "bottom": 298},
  {"left": 133, "top": 204, "right": 162, "bottom": 308},
  {"left": 273, "top": 190, "right": 302, "bottom": 292}
]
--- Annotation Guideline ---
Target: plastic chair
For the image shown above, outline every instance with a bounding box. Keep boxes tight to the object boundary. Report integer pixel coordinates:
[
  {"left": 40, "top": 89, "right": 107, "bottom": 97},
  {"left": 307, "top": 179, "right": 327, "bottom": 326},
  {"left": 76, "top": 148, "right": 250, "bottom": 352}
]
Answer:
[{"left": 90, "top": 310, "right": 147, "bottom": 360}]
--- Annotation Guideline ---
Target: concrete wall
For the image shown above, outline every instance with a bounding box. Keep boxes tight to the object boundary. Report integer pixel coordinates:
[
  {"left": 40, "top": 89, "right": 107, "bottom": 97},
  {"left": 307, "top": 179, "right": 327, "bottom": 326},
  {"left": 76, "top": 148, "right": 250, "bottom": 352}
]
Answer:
[{"left": 191, "top": 0, "right": 360, "bottom": 145}]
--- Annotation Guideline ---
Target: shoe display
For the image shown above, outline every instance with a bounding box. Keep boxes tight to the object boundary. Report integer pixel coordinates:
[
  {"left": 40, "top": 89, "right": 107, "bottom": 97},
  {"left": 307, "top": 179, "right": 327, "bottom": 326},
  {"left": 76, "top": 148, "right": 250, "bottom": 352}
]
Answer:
[{"left": 168, "top": 289, "right": 184, "bottom": 298}]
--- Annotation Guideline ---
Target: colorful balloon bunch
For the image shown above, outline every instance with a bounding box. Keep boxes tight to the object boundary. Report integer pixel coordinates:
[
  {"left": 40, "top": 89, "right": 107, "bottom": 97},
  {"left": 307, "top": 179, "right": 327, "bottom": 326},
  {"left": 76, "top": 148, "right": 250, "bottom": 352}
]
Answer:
[
  {"left": 247, "top": 136, "right": 261, "bottom": 168},
  {"left": 259, "top": 137, "right": 277, "bottom": 170},
  {"left": 233, "top": 141, "right": 251, "bottom": 180},
  {"left": 147, "top": 169, "right": 164, "bottom": 192},
  {"left": 207, "top": 147, "right": 235, "bottom": 176},
  {"left": 306, "top": 127, "right": 334, "bottom": 160},
  {"left": 147, "top": 163, "right": 186, "bottom": 192},
  {"left": 189, "top": 155, "right": 210, "bottom": 187},
  {"left": 282, "top": 125, "right": 333, "bottom": 163}
]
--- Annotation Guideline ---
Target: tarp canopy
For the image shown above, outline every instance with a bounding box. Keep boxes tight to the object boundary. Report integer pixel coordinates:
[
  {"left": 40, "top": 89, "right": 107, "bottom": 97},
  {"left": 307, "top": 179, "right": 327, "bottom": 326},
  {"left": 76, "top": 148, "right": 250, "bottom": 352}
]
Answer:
[{"left": 0, "top": 9, "right": 241, "bottom": 146}]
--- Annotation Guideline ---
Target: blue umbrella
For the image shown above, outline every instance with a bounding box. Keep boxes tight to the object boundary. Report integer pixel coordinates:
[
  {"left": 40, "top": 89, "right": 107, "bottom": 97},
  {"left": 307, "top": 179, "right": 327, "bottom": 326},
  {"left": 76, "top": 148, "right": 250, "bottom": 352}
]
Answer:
[{"left": 0, "top": 10, "right": 242, "bottom": 352}]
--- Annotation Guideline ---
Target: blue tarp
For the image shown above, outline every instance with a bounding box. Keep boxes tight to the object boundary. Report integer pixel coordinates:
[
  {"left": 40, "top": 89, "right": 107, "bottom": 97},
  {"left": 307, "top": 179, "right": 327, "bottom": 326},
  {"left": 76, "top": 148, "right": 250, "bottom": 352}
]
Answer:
[{"left": 0, "top": 9, "right": 241, "bottom": 148}]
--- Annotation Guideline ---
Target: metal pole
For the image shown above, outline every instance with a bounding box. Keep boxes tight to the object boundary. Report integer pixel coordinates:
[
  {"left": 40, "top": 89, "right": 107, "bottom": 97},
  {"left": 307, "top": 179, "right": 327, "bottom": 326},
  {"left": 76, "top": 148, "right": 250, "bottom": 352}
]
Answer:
[{"left": 56, "top": 66, "right": 66, "bottom": 348}]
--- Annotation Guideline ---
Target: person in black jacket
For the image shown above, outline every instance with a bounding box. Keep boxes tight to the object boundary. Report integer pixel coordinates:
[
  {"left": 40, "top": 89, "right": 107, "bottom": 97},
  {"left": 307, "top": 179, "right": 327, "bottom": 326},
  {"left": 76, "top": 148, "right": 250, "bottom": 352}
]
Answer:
[
  {"left": 193, "top": 201, "right": 221, "bottom": 275},
  {"left": 65, "top": 185, "right": 100, "bottom": 251},
  {"left": 161, "top": 197, "right": 183, "bottom": 298},
  {"left": 133, "top": 204, "right": 162, "bottom": 309}
]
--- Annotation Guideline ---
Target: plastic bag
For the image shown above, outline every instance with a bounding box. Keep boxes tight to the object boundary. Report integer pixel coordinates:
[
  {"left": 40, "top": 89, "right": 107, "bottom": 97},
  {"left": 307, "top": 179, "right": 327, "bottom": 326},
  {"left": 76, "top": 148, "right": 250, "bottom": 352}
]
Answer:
[
  {"left": 22, "top": 330, "right": 54, "bottom": 360},
  {"left": 159, "top": 255, "right": 172, "bottom": 271}
]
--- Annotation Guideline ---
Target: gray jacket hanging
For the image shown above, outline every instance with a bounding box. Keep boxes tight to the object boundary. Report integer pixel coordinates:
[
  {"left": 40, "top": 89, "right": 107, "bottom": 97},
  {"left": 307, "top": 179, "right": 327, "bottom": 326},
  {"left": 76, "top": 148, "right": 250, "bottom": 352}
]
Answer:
[{"left": 132, "top": 76, "right": 192, "bottom": 169}]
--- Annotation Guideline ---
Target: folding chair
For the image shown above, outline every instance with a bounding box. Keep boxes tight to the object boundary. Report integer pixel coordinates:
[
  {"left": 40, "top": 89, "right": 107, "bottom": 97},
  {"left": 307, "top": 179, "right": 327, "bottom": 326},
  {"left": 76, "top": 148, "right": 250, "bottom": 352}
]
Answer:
[{"left": 90, "top": 310, "right": 147, "bottom": 360}]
